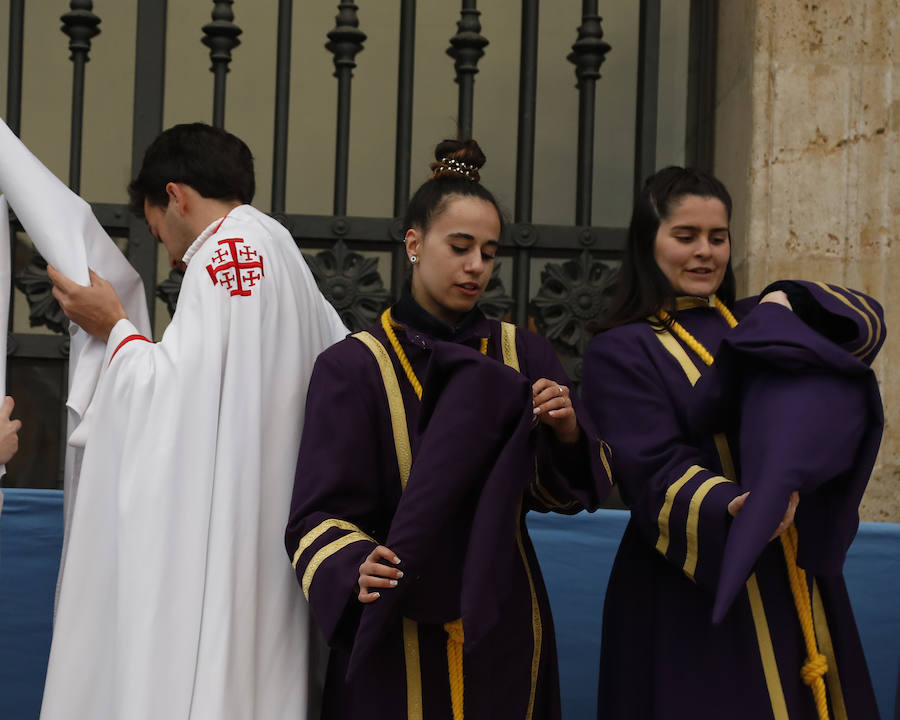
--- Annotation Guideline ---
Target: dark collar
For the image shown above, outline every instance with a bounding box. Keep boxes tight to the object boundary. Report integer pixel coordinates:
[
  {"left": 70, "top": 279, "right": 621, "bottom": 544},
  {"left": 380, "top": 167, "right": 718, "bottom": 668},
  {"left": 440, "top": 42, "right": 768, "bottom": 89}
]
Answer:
[
  {"left": 676, "top": 295, "right": 715, "bottom": 311},
  {"left": 392, "top": 284, "right": 490, "bottom": 342}
]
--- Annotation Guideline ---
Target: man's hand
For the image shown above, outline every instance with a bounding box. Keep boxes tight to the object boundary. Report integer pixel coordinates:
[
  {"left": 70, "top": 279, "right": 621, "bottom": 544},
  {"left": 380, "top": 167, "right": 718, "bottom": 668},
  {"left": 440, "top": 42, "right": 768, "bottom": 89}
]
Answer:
[
  {"left": 48, "top": 266, "right": 128, "bottom": 342},
  {"left": 0, "top": 396, "right": 21, "bottom": 464}
]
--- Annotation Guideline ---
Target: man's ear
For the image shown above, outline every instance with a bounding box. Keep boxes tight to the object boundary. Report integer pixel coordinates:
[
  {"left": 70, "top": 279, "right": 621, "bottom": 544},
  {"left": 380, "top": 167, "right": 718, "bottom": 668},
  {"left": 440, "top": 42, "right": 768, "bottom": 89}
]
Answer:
[{"left": 165, "top": 182, "right": 188, "bottom": 216}]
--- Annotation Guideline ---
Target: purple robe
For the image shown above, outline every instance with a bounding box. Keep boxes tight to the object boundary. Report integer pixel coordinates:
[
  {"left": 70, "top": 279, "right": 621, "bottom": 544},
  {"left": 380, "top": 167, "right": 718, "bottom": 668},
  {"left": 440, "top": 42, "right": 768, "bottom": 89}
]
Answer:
[
  {"left": 582, "top": 282, "right": 884, "bottom": 720},
  {"left": 286, "top": 305, "right": 612, "bottom": 719}
]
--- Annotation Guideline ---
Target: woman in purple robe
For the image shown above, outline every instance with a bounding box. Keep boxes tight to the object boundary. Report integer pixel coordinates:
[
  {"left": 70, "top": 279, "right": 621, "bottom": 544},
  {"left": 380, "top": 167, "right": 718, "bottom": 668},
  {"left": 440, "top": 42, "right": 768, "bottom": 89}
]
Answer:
[
  {"left": 582, "top": 166, "right": 884, "bottom": 719},
  {"left": 286, "top": 139, "right": 612, "bottom": 719}
]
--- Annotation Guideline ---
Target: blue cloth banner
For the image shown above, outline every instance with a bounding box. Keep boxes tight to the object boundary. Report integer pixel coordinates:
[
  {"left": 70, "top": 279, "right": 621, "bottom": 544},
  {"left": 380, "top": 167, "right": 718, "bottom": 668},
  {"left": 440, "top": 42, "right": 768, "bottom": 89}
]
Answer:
[{"left": 1, "top": 492, "right": 897, "bottom": 719}]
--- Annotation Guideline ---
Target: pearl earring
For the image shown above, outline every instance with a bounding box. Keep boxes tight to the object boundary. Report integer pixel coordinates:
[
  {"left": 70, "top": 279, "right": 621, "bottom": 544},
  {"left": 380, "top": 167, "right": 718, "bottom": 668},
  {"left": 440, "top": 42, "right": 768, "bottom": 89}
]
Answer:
[{"left": 410, "top": 255, "right": 417, "bottom": 264}]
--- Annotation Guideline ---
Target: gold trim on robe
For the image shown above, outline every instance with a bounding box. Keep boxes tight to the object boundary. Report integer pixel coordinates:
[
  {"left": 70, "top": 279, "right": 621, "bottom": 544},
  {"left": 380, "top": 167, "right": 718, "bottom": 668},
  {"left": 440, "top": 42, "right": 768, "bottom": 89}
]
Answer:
[
  {"left": 354, "top": 330, "right": 414, "bottom": 489},
  {"left": 655, "top": 464, "right": 704, "bottom": 555},
  {"left": 302, "top": 531, "right": 372, "bottom": 599},
  {"left": 813, "top": 282, "right": 875, "bottom": 359},
  {"left": 813, "top": 581, "right": 849, "bottom": 720},
  {"left": 293, "top": 518, "right": 371, "bottom": 569},
  {"left": 746, "top": 574, "right": 790, "bottom": 720},
  {"left": 683, "top": 476, "right": 733, "bottom": 580}
]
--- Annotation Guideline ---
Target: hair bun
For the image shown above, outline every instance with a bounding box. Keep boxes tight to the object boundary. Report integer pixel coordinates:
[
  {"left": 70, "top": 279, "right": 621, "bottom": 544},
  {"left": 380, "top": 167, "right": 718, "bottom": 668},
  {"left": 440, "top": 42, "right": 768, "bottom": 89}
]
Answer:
[{"left": 430, "top": 138, "right": 486, "bottom": 183}]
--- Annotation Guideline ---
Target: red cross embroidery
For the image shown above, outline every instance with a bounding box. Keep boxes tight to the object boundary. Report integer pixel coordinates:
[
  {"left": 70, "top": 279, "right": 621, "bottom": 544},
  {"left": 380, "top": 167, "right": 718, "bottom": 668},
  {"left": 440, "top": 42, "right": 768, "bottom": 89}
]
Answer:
[{"left": 206, "top": 238, "right": 265, "bottom": 297}]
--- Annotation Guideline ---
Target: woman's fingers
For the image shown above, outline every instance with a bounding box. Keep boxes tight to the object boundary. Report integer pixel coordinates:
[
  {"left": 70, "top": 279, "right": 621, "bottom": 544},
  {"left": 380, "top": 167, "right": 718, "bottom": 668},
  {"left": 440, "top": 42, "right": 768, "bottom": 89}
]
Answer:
[
  {"left": 770, "top": 491, "right": 800, "bottom": 541},
  {"left": 532, "top": 378, "right": 571, "bottom": 416},
  {"left": 727, "top": 491, "right": 750, "bottom": 518},
  {"left": 357, "top": 545, "right": 402, "bottom": 603}
]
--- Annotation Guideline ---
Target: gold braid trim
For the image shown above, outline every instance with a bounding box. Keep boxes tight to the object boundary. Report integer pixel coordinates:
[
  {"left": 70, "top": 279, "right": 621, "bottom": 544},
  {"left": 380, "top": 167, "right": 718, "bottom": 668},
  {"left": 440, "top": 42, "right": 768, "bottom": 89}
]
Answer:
[{"left": 656, "top": 296, "right": 830, "bottom": 720}]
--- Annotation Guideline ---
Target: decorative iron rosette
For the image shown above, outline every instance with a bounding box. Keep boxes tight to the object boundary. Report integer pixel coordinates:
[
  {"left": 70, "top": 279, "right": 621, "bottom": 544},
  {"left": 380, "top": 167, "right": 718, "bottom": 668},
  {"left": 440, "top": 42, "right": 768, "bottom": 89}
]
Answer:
[
  {"left": 304, "top": 239, "right": 390, "bottom": 332},
  {"left": 157, "top": 268, "right": 185, "bottom": 318},
  {"left": 530, "top": 250, "right": 617, "bottom": 355},
  {"left": 15, "top": 251, "right": 68, "bottom": 334},
  {"left": 477, "top": 262, "right": 514, "bottom": 321}
]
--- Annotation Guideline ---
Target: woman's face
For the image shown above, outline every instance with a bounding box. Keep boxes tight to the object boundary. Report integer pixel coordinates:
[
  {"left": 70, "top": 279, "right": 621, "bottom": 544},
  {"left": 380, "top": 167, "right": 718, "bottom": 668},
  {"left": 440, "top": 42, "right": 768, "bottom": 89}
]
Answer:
[
  {"left": 653, "top": 194, "right": 730, "bottom": 297},
  {"left": 405, "top": 195, "right": 500, "bottom": 326}
]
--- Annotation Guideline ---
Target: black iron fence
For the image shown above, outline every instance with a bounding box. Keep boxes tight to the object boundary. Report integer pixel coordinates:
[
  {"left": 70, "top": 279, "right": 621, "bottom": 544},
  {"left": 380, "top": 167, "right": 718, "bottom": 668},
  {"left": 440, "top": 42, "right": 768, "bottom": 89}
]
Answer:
[{"left": 2, "top": 0, "right": 716, "bottom": 489}]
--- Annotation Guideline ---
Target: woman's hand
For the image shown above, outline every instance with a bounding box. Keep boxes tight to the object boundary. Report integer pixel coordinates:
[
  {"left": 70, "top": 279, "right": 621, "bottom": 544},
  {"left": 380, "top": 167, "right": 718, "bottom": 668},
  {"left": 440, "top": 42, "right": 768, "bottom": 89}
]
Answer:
[
  {"left": 357, "top": 545, "right": 403, "bottom": 603},
  {"left": 532, "top": 378, "right": 580, "bottom": 444},
  {"left": 759, "top": 289, "right": 793, "bottom": 311},
  {"left": 0, "top": 396, "right": 21, "bottom": 464},
  {"left": 728, "top": 490, "right": 799, "bottom": 541}
]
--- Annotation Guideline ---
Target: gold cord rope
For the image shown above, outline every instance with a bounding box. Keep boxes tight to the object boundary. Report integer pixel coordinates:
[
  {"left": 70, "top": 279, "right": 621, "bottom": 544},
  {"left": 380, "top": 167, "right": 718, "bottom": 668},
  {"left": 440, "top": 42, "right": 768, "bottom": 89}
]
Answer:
[
  {"left": 444, "top": 618, "right": 465, "bottom": 720},
  {"left": 658, "top": 297, "right": 830, "bottom": 720}
]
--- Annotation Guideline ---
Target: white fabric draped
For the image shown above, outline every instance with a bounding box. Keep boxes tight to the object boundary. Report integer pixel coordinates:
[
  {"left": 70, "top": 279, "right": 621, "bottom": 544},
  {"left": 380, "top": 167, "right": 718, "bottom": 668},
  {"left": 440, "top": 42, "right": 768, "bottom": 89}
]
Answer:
[{"left": 0, "top": 118, "right": 151, "bottom": 563}]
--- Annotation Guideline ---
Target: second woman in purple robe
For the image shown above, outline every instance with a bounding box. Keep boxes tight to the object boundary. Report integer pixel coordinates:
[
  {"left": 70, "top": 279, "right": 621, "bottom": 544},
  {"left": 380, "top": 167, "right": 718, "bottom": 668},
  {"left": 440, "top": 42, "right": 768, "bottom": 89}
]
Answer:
[
  {"left": 286, "top": 139, "right": 612, "bottom": 719},
  {"left": 582, "top": 166, "right": 884, "bottom": 719}
]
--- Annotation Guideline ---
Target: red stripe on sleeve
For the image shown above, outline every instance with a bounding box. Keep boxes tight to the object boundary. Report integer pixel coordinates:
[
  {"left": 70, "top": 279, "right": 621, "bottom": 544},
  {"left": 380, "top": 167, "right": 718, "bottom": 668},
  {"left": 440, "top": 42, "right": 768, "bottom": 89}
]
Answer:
[{"left": 109, "top": 334, "right": 152, "bottom": 365}]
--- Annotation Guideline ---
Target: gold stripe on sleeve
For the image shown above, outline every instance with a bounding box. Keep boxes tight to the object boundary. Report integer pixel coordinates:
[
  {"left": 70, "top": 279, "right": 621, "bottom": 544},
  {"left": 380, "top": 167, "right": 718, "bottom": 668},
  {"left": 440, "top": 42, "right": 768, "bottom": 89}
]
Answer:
[
  {"left": 813, "top": 282, "right": 873, "bottom": 359},
  {"left": 402, "top": 618, "right": 423, "bottom": 720},
  {"left": 599, "top": 440, "right": 614, "bottom": 486},
  {"left": 354, "top": 331, "right": 414, "bottom": 489},
  {"left": 848, "top": 289, "right": 883, "bottom": 360},
  {"left": 713, "top": 433, "right": 736, "bottom": 482},
  {"left": 500, "top": 321, "right": 520, "bottom": 371},
  {"left": 812, "top": 581, "right": 849, "bottom": 720},
  {"left": 652, "top": 326, "right": 701, "bottom": 386},
  {"left": 293, "top": 518, "right": 369, "bottom": 569},
  {"left": 655, "top": 465, "right": 704, "bottom": 555},
  {"left": 683, "top": 476, "right": 733, "bottom": 580},
  {"left": 746, "top": 574, "right": 790, "bottom": 720},
  {"left": 301, "top": 531, "right": 372, "bottom": 599}
]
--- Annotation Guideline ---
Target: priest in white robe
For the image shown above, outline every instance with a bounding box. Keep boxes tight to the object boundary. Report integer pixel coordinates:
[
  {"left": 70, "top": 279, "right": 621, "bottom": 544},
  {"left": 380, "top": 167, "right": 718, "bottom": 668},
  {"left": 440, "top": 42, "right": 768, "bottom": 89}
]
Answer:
[{"left": 40, "top": 123, "right": 348, "bottom": 720}]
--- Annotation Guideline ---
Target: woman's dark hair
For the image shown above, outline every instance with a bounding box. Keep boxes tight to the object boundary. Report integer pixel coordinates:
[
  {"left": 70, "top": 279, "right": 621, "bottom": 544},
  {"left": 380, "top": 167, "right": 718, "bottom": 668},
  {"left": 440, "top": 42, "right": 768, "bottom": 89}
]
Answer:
[
  {"left": 594, "top": 166, "right": 736, "bottom": 331},
  {"left": 403, "top": 138, "right": 503, "bottom": 234},
  {"left": 128, "top": 122, "right": 255, "bottom": 217}
]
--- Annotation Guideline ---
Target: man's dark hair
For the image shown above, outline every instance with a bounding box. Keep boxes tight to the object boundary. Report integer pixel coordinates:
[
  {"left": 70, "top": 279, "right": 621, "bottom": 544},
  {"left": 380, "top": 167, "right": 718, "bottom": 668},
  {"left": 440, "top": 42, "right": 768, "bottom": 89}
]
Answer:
[
  {"left": 127, "top": 122, "right": 255, "bottom": 217},
  {"left": 594, "top": 166, "right": 736, "bottom": 331}
]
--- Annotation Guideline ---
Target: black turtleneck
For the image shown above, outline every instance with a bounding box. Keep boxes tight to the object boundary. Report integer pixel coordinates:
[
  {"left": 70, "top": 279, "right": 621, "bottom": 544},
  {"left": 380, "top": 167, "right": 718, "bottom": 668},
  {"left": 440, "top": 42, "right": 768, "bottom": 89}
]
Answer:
[{"left": 391, "top": 283, "right": 486, "bottom": 342}]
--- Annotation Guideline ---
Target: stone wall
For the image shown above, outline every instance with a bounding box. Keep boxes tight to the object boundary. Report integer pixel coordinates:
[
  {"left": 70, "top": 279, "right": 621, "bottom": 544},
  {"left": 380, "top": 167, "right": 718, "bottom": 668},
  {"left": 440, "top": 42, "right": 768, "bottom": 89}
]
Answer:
[{"left": 715, "top": 0, "right": 898, "bottom": 521}]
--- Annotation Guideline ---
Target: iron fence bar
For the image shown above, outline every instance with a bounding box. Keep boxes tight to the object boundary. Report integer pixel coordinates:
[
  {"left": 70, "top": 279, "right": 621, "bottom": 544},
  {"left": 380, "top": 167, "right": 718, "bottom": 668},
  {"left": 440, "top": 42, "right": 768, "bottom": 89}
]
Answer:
[
  {"left": 633, "top": 0, "right": 660, "bottom": 196},
  {"left": 271, "top": 0, "right": 292, "bottom": 215},
  {"left": 203, "top": 1, "right": 242, "bottom": 129},
  {"left": 391, "top": 0, "right": 416, "bottom": 297},
  {"left": 61, "top": 0, "right": 101, "bottom": 194},
  {"left": 448, "top": 0, "right": 488, "bottom": 140},
  {"left": 686, "top": 0, "right": 717, "bottom": 170},
  {"left": 129, "top": 0, "right": 168, "bottom": 322},
  {"left": 6, "top": 0, "right": 24, "bottom": 135},
  {"left": 513, "top": 0, "right": 539, "bottom": 326},
  {"left": 568, "top": 0, "right": 610, "bottom": 227},
  {"left": 327, "top": 2, "right": 366, "bottom": 217},
  {"left": 8, "top": 334, "right": 71, "bottom": 360}
]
